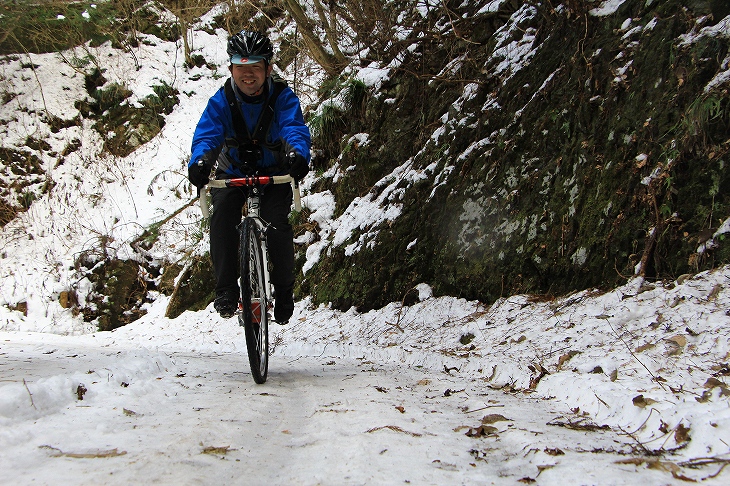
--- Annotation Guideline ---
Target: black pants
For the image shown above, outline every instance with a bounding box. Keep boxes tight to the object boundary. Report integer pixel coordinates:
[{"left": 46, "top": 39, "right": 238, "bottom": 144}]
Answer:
[{"left": 209, "top": 183, "right": 294, "bottom": 297}]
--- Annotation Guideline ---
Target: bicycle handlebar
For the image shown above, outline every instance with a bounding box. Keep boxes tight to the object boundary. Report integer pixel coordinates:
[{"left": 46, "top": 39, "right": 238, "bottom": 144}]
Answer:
[{"left": 199, "top": 175, "right": 302, "bottom": 218}]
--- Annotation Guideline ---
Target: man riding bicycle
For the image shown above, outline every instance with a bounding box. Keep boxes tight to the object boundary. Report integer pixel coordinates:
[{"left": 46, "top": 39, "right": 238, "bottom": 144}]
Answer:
[{"left": 188, "top": 30, "right": 311, "bottom": 323}]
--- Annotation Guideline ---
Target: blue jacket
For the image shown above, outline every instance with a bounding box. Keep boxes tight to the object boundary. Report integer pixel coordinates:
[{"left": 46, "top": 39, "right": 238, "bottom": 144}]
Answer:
[{"left": 189, "top": 77, "right": 311, "bottom": 177}]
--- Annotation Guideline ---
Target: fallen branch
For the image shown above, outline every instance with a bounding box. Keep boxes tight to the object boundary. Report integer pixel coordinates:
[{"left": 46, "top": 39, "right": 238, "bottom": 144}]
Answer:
[
  {"left": 679, "top": 456, "right": 730, "bottom": 475},
  {"left": 598, "top": 314, "right": 667, "bottom": 391},
  {"left": 465, "top": 404, "right": 506, "bottom": 413},
  {"left": 130, "top": 198, "right": 197, "bottom": 251},
  {"left": 547, "top": 416, "right": 610, "bottom": 432},
  {"left": 703, "top": 462, "right": 729, "bottom": 480},
  {"left": 39, "top": 445, "right": 127, "bottom": 458},
  {"left": 22, "top": 379, "right": 36, "bottom": 410},
  {"left": 366, "top": 425, "right": 422, "bottom": 437},
  {"left": 617, "top": 412, "right": 663, "bottom": 457}
]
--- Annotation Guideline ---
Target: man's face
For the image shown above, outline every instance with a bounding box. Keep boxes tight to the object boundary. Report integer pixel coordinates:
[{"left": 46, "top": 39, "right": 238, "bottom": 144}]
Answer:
[{"left": 230, "top": 60, "right": 272, "bottom": 97}]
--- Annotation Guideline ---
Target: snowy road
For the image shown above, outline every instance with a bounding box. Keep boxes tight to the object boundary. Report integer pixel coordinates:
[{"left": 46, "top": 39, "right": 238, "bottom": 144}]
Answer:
[
  {"left": 4, "top": 269, "right": 730, "bottom": 485},
  {"left": 1, "top": 333, "right": 678, "bottom": 486}
]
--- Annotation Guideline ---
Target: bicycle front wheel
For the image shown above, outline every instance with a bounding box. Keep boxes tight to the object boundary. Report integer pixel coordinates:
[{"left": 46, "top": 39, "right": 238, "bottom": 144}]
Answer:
[{"left": 239, "top": 218, "right": 269, "bottom": 384}]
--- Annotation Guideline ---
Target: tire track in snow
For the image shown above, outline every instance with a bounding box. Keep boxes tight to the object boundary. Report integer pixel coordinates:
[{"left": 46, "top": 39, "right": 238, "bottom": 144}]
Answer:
[{"left": 0, "top": 336, "right": 693, "bottom": 484}]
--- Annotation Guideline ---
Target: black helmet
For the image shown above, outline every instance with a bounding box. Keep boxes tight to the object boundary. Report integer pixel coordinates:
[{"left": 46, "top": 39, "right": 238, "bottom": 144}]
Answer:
[{"left": 227, "top": 30, "right": 273, "bottom": 65}]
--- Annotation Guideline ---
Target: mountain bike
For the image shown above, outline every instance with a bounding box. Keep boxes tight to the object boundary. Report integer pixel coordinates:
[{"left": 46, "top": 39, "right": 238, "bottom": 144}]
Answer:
[{"left": 200, "top": 175, "right": 301, "bottom": 384}]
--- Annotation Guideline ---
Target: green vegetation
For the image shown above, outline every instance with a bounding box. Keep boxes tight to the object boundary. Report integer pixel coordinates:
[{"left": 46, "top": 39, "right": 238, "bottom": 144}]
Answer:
[
  {"left": 0, "top": 0, "right": 198, "bottom": 56},
  {"left": 77, "top": 70, "right": 180, "bottom": 157},
  {"left": 0, "top": 147, "right": 46, "bottom": 226},
  {"left": 308, "top": 77, "right": 368, "bottom": 162},
  {"left": 1, "top": 0, "right": 134, "bottom": 55}
]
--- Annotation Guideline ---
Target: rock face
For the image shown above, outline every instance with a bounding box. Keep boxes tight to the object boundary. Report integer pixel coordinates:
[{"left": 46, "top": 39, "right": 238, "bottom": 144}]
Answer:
[{"left": 299, "top": 0, "right": 730, "bottom": 311}]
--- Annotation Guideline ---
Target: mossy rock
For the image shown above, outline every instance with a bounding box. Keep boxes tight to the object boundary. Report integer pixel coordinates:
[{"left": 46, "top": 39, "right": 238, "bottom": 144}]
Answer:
[
  {"left": 165, "top": 255, "right": 216, "bottom": 319},
  {"left": 91, "top": 260, "right": 149, "bottom": 332},
  {"left": 158, "top": 262, "right": 184, "bottom": 296},
  {"left": 300, "top": 1, "right": 730, "bottom": 312}
]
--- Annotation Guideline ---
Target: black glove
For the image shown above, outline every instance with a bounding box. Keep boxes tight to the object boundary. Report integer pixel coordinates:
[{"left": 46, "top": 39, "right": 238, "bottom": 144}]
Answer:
[
  {"left": 288, "top": 152, "right": 309, "bottom": 182},
  {"left": 188, "top": 160, "right": 211, "bottom": 189}
]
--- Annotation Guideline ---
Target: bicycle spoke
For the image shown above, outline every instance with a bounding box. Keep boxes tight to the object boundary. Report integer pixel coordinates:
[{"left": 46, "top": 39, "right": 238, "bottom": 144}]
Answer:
[{"left": 240, "top": 218, "right": 269, "bottom": 384}]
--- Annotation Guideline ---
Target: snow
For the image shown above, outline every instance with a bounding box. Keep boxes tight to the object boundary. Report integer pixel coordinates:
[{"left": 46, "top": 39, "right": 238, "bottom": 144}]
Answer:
[
  {"left": 355, "top": 64, "right": 390, "bottom": 89},
  {"left": 415, "top": 0, "right": 440, "bottom": 18},
  {"left": 697, "top": 216, "right": 730, "bottom": 254},
  {"left": 476, "top": 0, "right": 508, "bottom": 15},
  {"left": 1, "top": 4, "right": 730, "bottom": 485},
  {"left": 589, "top": 0, "right": 628, "bottom": 17},
  {"left": 678, "top": 14, "right": 730, "bottom": 92},
  {"left": 2, "top": 269, "right": 730, "bottom": 484},
  {"left": 299, "top": 190, "right": 336, "bottom": 273},
  {"left": 488, "top": 6, "right": 539, "bottom": 85}
]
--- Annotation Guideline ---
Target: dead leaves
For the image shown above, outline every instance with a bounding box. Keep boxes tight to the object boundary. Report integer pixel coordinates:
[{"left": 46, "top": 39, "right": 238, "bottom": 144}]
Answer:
[
  {"left": 674, "top": 423, "right": 691, "bottom": 444},
  {"left": 697, "top": 377, "right": 730, "bottom": 402},
  {"left": 617, "top": 454, "right": 730, "bottom": 482},
  {"left": 201, "top": 445, "right": 234, "bottom": 455},
  {"left": 704, "top": 377, "right": 727, "bottom": 389},
  {"left": 667, "top": 335, "right": 687, "bottom": 348},
  {"left": 635, "top": 342, "right": 655, "bottom": 353},
  {"left": 666, "top": 335, "right": 687, "bottom": 356},
  {"left": 711, "top": 362, "right": 730, "bottom": 376},
  {"left": 465, "top": 425, "right": 498, "bottom": 437},
  {"left": 481, "top": 413, "right": 510, "bottom": 424},
  {"left": 556, "top": 350, "right": 580, "bottom": 370},
  {"left": 707, "top": 283, "right": 722, "bottom": 301},
  {"left": 616, "top": 457, "right": 696, "bottom": 482},
  {"left": 632, "top": 394, "right": 657, "bottom": 408},
  {"left": 517, "top": 463, "right": 558, "bottom": 483},
  {"left": 528, "top": 363, "right": 549, "bottom": 389},
  {"left": 462, "top": 413, "right": 511, "bottom": 438}
]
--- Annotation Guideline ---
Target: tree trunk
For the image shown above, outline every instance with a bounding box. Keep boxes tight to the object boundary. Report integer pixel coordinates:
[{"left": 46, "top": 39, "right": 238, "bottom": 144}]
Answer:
[{"left": 280, "top": 0, "right": 347, "bottom": 77}]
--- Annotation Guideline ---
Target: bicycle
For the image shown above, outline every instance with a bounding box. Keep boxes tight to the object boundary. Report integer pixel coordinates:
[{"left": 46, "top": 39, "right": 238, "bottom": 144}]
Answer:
[{"left": 200, "top": 174, "right": 301, "bottom": 384}]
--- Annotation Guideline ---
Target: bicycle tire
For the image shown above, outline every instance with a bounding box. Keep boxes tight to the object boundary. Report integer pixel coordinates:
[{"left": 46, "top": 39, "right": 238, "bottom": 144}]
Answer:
[{"left": 239, "top": 218, "right": 269, "bottom": 384}]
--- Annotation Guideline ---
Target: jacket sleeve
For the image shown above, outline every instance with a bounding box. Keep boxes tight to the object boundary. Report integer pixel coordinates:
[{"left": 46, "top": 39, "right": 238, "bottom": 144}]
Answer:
[
  {"left": 274, "top": 87, "right": 312, "bottom": 162},
  {"left": 189, "top": 88, "right": 231, "bottom": 168}
]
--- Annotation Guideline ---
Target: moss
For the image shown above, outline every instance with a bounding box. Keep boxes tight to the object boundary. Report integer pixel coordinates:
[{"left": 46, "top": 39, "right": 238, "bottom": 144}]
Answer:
[
  {"left": 0, "top": 1, "right": 119, "bottom": 55},
  {"left": 165, "top": 256, "right": 215, "bottom": 319},
  {"left": 84, "top": 259, "right": 150, "bottom": 332},
  {"left": 80, "top": 78, "right": 179, "bottom": 157},
  {"left": 0, "top": 147, "right": 47, "bottom": 221},
  {"left": 0, "top": 0, "right": 188, "bottom": 56},
  {"left": 158, "top": 262, "right": 183, "bottom": 296}
]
